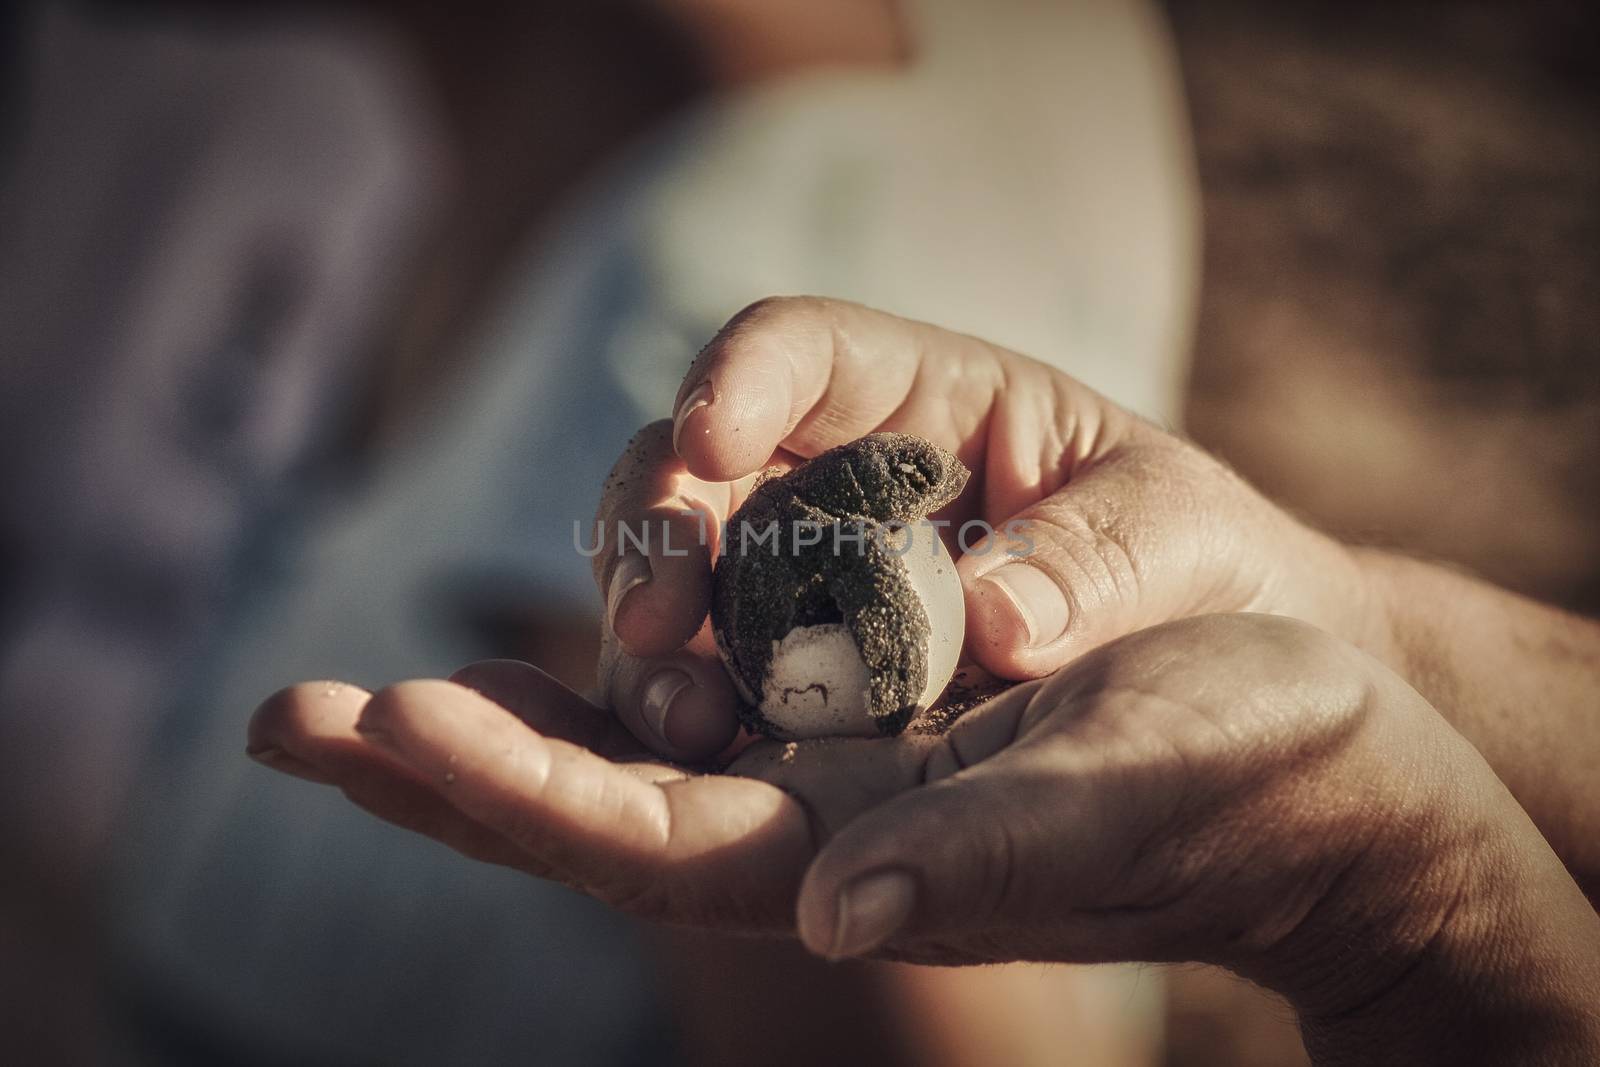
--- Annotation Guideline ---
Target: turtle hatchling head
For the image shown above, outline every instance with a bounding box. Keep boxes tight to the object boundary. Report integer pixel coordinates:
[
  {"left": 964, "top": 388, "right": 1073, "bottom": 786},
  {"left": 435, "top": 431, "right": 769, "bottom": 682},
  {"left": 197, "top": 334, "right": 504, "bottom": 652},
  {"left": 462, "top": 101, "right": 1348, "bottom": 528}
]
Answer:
[{"left": 778, "top": 432, "right": 969, "bottom": 523}]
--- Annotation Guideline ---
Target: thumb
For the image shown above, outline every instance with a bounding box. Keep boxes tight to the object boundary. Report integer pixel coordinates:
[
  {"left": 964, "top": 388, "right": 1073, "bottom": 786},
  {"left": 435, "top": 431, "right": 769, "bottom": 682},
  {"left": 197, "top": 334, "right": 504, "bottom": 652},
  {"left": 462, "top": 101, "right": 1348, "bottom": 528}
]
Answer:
[
  {"left": 795, "top": 771, "right": 1029, "bottom": 961},
  {"left": 958, "top": 441, "right": 1279, "bottom": 679},
  {"left": 792, "top": 676, "right": 1205, "bottom": 966},
  {"left": 794, "top": 686, "right": 1069, "bottom": 962}
]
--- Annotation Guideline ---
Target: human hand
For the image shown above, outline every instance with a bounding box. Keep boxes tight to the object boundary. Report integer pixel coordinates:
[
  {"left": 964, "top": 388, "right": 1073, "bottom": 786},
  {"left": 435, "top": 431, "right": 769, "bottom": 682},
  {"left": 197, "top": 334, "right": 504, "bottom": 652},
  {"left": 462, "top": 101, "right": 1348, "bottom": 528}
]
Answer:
[
  {"left": 248, "top": 613, "right": 1600, "bottom": 1064},
  {"left": 591, "top": 297, "right": 1385, "bottom": 763},
  {"left": 596, "top": 297, "right": 1600, "bottom": 909}
]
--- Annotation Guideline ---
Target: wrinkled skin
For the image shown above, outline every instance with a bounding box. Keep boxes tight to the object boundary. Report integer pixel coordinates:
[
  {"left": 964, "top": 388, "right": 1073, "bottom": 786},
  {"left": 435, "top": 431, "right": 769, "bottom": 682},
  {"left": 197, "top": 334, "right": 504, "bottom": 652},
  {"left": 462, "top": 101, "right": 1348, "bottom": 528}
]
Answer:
[
  {"left": 251, "top": 298, "right": 1600, "bottom": 1065},
  {"left": 249, "top": 613, "right": 1600, "bottom": 1064},
  {"left": 250, "top": 615, "right": 1436, "bottom": 947}
]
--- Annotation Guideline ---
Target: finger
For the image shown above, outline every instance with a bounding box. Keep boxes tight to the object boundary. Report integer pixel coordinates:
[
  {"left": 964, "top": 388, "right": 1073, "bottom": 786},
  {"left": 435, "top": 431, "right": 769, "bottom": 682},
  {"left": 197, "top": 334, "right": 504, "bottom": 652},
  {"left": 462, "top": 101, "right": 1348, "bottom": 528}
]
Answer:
[
  {"left": 338, "top": 763, "right": 542, "bottom": 873},
  {"left": 958, "top": 443, "right": 1258, "bottom": 679},
  {"left": 598, "top": 620, "right": 743, "bottom": 762},
  {"left": 725, "top": 732, "right": 943, "bottom": 841},
  {"left": 355, "top": 678, "right": 815, "bottom": 928},
  {"left": 447, "top": 659, "right": 645, "bottom": 759},
  {"left": 247, "top": 681, "right": 544, "bottom": 873},
  {"left": 593, "top": 421, "right": 727, "bottom": 657},
  {"left": 794, "top": 744, "right": 1061, "bottom": 961},
  {"left": 792, "top": 670, "right": 1119, "bottom": 963},
  {"left": 793, "top": 654, "right": 1237, "bottom": 966},
  {"left": 672, "top": 297, "right": 1033, "bottom": 481},
  {"left": 247, "top": 679, "right": 380, "bottom": 784},
  {"left": 919, "top": 679, "right": 1045, "bottom": 784}
]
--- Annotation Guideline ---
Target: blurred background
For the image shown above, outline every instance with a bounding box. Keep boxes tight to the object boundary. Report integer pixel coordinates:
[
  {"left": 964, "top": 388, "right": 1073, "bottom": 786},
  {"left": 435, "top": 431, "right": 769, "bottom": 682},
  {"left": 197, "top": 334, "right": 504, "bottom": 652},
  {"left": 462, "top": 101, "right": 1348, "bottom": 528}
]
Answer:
[{"left": 1, "top": 1, "right": 1594, "bottom": 1064}]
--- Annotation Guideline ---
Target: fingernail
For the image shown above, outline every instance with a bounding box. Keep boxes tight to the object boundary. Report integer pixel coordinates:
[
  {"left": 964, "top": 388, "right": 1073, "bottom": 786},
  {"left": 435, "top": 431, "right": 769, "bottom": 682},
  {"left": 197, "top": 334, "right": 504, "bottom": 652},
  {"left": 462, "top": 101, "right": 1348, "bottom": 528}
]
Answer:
[
  {"left": 606, "top": 552, "right": 652, "bottom": 632},
  {"left": 352, "top": 717, "right": 393, "bottom": 745},
  {"left": 828, "top": 869, "right": 917, "bottom": 960},
  {"left": 976, "top": 563, "right": 1069, "bottom": 649},
  {"left": 246, "top": 745, "right": 331, "bottom": 784},
  {"left": 641, "top": 669, "right": 694, "bottom": 750},
  {"left": 671, "top": 380, "right": 714, "bottom": 455}
]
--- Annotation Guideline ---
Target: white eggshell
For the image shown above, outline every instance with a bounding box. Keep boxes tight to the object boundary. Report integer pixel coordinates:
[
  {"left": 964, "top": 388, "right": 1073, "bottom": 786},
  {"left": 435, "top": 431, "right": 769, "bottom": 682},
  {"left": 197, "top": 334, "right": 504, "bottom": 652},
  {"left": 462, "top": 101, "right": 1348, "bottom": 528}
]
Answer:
[
  {"left": 754, "top": 533, "right": 966, "bottom": 740},
  {"left": 899, "top": 529, "right": 965, "bottom": 712}
]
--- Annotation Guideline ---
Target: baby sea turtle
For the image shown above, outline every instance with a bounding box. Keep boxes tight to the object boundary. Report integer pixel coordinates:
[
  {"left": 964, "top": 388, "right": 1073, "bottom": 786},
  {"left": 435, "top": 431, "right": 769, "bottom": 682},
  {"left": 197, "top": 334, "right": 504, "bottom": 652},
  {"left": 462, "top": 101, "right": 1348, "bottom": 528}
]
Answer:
[{"left": 711, "top": 432, "right": 970, "bottom": 739}]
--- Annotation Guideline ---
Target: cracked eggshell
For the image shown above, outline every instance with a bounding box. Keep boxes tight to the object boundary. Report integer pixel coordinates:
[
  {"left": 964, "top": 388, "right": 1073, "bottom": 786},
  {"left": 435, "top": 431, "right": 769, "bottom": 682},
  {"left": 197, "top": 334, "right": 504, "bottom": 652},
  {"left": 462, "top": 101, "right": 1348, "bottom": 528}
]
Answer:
[
  {"left": 732, "top": 532, "right": 965, "bottom": 740},
  {"left": 711, "top": 432, "right": 972, "bottom": 740}
]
